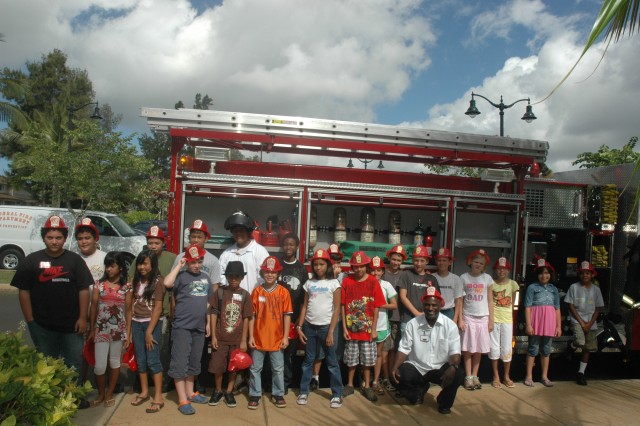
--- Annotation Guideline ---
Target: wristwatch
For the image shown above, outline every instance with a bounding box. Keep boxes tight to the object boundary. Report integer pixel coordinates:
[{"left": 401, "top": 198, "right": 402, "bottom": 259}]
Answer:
[{"left": 296, "top": 325, "right": 302, "bottom": 330}]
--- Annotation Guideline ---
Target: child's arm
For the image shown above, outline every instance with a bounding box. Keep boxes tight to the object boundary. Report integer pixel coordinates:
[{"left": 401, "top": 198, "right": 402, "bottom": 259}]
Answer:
[
  {"left": 210, "top": 312, "right": 218, "bottom": 349},
  {"left": 555, "top": 308, "right": 562, "bottom": 337},
  {"left": 248, "top": 316, "right": 256, "bottom": 348},
  {"left": 88, "top": 285, "right": 100, "bottom": 341},
  {"left": 567, "top": 302, "right": 584, "bottom": 329},
  {"left": 525, "top": 306, "right": 533, "bottom": 335},
  {"left": 453, "top": 296, "right": 462, "bottom": 324},
  {"left": 146, "top": 292, "right": 163, "bottom": 350},
  {"left": 399, "top": 288, "right": 421, "bottom": 317},
  {"left": 327, "top": 288, "right": 341, "bottom": 347},
  {"left": 297, "top": 291, "right": 310, "bottom": 344},
  {"left": 380, "top": 295, "right": 397, "bottom": 311},
  {"left": 342, "top": 305, "right": 350, "bottom": 340},
  {"left": 124, "top": 289, "right": 133, "bottom": 348},
  {"left": 281, "top": 314, "right": 291, "bottom": 349},
  {"left": 585, "top": 306, "right": 600, "bottom": 331},
  {"left": 163, "top": 258, "right": 186, "bottom": 288},
  {"left": 205, "top": 309, "right": 211, "bottom": 338},
  {"left": 371, "top": 307, "right": 379, "bottom": 342},
  {"left": 240, "top": 317, "right": 249, "bottom": 352},
  {"left": 487, "top": 283, "right": 494, "bottom": 332}
]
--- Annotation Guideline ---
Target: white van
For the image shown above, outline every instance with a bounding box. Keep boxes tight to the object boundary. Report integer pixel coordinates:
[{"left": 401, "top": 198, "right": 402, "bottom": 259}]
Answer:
[{"left": 0, "top": 205, "right": 147, "bottom": 270}]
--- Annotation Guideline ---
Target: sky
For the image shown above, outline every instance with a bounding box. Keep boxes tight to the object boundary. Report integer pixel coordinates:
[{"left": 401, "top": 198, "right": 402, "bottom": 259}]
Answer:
[{"left": 1, "top": 0, "right": 639, "bottom": 173}]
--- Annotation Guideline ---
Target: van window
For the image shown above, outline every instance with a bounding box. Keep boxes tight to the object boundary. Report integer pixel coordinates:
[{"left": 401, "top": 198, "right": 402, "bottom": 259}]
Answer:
[
  {"left": 87, "top": 215, "right": 118, "bottom": 237},
  {"left": 107, "top": 216, "right": 137, "bottom": 237}
]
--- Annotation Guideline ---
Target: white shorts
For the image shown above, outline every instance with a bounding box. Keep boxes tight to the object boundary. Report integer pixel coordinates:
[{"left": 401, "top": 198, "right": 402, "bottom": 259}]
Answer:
[{"left": 489, "top": 322, "right": 513, "bottom": 362}]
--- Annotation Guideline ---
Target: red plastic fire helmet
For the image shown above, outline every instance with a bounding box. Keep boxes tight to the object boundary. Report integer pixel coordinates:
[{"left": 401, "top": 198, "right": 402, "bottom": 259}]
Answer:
[{"left": 228, "top": 348, "right": 253, "bottom": 372}]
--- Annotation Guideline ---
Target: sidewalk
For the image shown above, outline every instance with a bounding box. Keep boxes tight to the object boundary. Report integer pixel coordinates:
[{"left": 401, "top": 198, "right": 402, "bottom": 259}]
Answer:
[{"left": 75, "top": 379, "right": 640, "bottom": 425}]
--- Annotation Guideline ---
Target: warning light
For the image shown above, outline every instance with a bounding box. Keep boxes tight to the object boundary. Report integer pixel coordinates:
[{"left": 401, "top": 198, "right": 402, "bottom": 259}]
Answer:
[{"left": 179, "top": 155, "right": 193, "bottom": 170}]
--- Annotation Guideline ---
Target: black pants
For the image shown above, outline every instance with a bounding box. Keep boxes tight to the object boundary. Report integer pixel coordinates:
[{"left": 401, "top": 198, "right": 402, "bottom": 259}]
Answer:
[{"left": 398, "top": 362, "right": 464, "bottom": 409}]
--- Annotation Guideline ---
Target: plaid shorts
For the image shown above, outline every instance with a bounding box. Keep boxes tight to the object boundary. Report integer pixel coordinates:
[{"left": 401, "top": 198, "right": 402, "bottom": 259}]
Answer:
[{"left": 343, "top": 339, "right": 377, "bottom": 367}]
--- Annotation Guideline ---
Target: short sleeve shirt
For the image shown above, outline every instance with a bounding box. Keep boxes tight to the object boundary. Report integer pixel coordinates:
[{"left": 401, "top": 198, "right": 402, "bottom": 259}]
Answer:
[
  {"left": 172, "top": 271, "right": 213, "bottom": 331},
  {"left": 398, "top": 270, "right": 440, "bottom": 322},
  {"left": 524, "top": 282, "right": 560, "bottom": 309},
  {"left": 210, "top": 287, "right": 252, "bottom": 343},
  {"left": 11, "top": 249, "right": 93, "bottom": 333},
  {"left": 280, "top": 258, "right": 309, "bottom": 324},
  {"left": 434, "top": 272, "right": 464, "bottom": 310},
  {"left": 382, "top": 268, "right": 402, "bottom": 322},
  {"left": 341, "top": 274, "right": 385, "bottom": 340},
  {"left": 376, "top": 279, "right": 398, "bottom": 332},
  {"left": 252, "top": 284, "right": 293, "bottom": 351},
  {"left": 564, "top": 283, "right": 605, "bottom": 330},
  {"left": 491, "top": 279, "right": 519, "bottom": 324},
  {"left": 460, "top": 272, "right": 493, "bottom": 316},
  {"left": 304, "top": 278, "right": 341, "bottom": 325},
  {"left": 132, "top": 276, "right": 165, "bottom": 321}
]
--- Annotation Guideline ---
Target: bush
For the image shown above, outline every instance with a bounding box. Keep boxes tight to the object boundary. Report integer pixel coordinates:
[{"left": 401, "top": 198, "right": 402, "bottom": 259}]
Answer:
[
  {"left": 121, "top": 210, "right": 156, "bottom": 225},
  {"left": 0, "top": 328, "right": 92, "bottom": 425}
]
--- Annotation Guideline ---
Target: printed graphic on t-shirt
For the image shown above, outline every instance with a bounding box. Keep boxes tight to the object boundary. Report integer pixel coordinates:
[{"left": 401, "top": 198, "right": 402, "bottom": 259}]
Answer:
[
  {"left": 223, "top": 300, "right": 241, "bottom": 333},
  {"left": 346, "top": 296, "right": 374, "bottom": 333},
  {"left": 39, "top": 265, "right": 69, "bottom": 283},
  {"left": 465, "top": 282, "right": 485, "bottom": 302},
  {"left": 493, "top": 289, "right": 512, "bottom": 307},
  {"left": 189, "top": 279, "right": 209, "bottom": 296},
  {"left": 308, "top": 283, "right": 331, "bottom": 299},
  {"left": 282, "top": 274, "right": 301, "bottom": 291}
]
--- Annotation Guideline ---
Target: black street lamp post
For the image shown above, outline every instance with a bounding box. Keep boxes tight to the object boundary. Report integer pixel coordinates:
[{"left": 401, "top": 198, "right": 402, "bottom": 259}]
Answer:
[
  {"left": 464, "top": 92, "right": 536, "bottom": 137},
  {"left": 67, "top": 101, "right": 102, "bottom": 152}
]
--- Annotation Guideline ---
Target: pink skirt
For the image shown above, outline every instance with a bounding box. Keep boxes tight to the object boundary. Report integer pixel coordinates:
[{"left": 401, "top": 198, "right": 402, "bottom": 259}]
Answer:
[
  {"left": 461, "top": 314, "right": 490, "bottom": 353},
  {"left": 530, "top": 305, "right": 557, "bottom": 337}
]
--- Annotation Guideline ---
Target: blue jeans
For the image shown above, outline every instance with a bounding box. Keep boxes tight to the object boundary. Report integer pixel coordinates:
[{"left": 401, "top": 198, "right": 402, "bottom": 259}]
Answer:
[
  {"left": 250, "top": 349, "right": 284, "bottom": 397},
  {"left": 28, "top": 320, "right": 84, "bottom": 384},
  {"left": 441, "top": 308, "right": 455, "bottom": 320},
  {"left": 300, "top": 322, "right": 343, "bottom": 397},
  {"left": 132, "top": 319, "right": 163, "bottom": 374},
  {"left": 527, "top": 335, "right": 552, "bottom": 357}
]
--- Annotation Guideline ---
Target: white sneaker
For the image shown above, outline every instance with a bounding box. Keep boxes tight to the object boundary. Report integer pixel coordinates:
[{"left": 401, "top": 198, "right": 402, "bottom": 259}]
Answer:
[
  {"left": 296, "top": 394, "right": 308, "bottom": 405},
  {"left": 330, "top": 396, "right": 343, "bottom": 408}
]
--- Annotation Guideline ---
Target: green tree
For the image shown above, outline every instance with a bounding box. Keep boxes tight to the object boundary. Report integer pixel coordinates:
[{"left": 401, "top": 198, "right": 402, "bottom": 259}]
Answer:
[
  {"left": 138, "top": 131, "right": 172, "bottom": 179},
  {"left": 573, "top": 137, "right": 640, "bottom": 168}
]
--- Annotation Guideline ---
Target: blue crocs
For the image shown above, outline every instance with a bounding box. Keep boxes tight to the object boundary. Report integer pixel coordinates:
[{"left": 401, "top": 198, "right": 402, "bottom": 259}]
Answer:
[
  {"left": 178, "top": 402, "right": 195, "bottom": 415},
  {"left": 188, "top": 392, "right": 208, "bottom": 404}
]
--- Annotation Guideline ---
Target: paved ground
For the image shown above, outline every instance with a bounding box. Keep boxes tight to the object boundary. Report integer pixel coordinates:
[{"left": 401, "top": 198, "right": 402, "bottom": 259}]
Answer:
[{"left": 74, "top": 379, "right": 640, "bottom": 425}]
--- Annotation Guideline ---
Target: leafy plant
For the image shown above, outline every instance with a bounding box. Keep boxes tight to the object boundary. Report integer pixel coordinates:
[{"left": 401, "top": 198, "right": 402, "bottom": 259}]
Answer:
[{"left": 0, "top": 329, "right": 92, "bottom": 425}]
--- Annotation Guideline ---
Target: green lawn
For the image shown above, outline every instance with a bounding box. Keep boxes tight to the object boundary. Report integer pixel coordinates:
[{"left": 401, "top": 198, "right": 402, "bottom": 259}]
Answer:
[{"left": 0, "top": 270, "right": 15, "bottom": 284}]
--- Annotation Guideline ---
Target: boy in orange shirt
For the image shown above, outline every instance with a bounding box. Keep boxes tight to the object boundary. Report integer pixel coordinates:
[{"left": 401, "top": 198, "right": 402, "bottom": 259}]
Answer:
[{"left": 248, "top": 256, "right": 293, "bottom": 409}]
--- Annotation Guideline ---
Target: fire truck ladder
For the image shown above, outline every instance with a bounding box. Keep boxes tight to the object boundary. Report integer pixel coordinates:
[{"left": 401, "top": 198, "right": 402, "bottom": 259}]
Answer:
[{"left": 140, "top": 107, "right": 548, "bottom": 169}]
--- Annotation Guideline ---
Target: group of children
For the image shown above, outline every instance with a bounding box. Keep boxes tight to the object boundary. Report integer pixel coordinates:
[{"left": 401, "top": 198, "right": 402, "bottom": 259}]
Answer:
[{"left": 86, "top": 227, "right": 604, "bottom": 416}]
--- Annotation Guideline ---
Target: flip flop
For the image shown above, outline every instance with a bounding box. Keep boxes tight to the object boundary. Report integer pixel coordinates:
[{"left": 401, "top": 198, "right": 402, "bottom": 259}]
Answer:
[
  {"left": 146, "top": 402, "right": 165, "bottom": 413},
  {"left": 131, "top": 395, "right": 150, "bottom": 406},
  {"left": 178, "top": 402, "right": 195, "bottom": 415},
  {"left": 90, "top": 398, "right": 105, "bottom": 408},
  {"left": 541, "top": 379, "right": 554, "bottom": 387},
  {"left": 503, "top": 379, "right": 515, "bottom": 388},
  {"left": 491, "top": 380, "right": 502, "bottom": 389},
  {"left": 523, "top": 379, "right": 534, "bottom": 387},
  {"left": 104, "top": 399, "right": 116, "bottom": 408}
]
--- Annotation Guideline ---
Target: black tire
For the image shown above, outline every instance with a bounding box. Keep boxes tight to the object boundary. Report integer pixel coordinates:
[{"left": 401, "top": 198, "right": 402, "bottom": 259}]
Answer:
[{"left": 0, "top": 248, "right": 24, "bottom": 270}]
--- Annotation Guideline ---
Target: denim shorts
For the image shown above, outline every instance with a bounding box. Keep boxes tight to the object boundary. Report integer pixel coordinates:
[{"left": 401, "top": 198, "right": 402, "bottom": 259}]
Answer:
[
  {"left": 527, "top": 335, "right": 552, "bottom": 357},
  {"left": 132, "top": 319, "right": 163, "bottom": 374}
]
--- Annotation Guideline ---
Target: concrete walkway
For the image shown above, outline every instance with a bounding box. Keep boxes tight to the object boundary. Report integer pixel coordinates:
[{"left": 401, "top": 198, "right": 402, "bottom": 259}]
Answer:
[{"left": 74, "top": 379, "right": 640, "bottom": 425}]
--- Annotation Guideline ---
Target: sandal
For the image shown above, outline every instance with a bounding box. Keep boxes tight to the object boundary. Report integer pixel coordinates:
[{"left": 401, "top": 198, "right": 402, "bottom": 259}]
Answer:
[
  {"left": 146, "top": 402, "right": 165, "bottom": 413},
  {"left": 104, "top": 399, "right": 116, "bottom": 408},
  {"left": 503, "top": 379, "right": 515, "bottom": 388},
  {"left": 188, "top": 392, "right": 208, "bottom": 404},
  {"left": 90, "top": 398, "right": 105, "bottom": 408},
  {"left": 541, "top": 378, "right": 554, "bottom": 387},
  {"left": 523, "top": 379, "right": 534, "bottom": 387},
  {"left": 131, "top": 395, "right": 150, "bottom": 406},
  {"left": 491, "top": 380, "right": 501, "bottom": 389},
  {"left": 178, "top": 402, "right": 195, "bottom": 415}
]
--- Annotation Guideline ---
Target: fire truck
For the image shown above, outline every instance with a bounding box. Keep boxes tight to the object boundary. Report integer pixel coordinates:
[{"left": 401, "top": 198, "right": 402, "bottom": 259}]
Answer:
[{"left": 140, "top": 107, "right": 637, "bottom": 354}]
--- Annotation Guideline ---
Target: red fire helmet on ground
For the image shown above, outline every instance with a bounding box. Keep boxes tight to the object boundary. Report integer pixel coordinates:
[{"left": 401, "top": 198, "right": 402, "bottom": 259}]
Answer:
[{"left": 228, "top": 348, "right": 252, "bottom": 372}]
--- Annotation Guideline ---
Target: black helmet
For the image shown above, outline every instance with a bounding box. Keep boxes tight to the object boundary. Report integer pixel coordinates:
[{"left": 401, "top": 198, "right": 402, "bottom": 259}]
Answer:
[{"left": 224, "top": 210, "right": 254, "bottom": 232}]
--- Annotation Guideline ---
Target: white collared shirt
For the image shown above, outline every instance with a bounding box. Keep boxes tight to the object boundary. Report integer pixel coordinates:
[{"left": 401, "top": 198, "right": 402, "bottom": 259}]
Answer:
[
  {"left": 219, "top": 239, "right": 269, "bottom": 293},
  {"left": 398, "top": 313, "right": 461, "bottom": 375}
]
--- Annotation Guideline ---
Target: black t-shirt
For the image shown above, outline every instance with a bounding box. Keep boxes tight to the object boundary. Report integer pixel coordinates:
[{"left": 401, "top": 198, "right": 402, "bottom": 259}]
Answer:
[
  {"left": 279, "top": 258, "right": 308, "bottom": 324},
  {"left": 397, "top": 269, "right": 440, "bottom": 322},
  {"left": 11, "top": 249, "right": 93, "bottom": 333}
]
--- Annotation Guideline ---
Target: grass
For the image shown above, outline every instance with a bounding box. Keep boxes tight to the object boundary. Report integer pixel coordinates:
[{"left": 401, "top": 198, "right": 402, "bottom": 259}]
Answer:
[{"left": 0, "top": 270, "right": 15, "bottom": 284}]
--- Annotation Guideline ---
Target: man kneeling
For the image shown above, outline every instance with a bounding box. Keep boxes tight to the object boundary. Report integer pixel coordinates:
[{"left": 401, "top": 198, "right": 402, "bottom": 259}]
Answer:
[{"left": 391, "top": 287, "right": 464, "bottom": 414}]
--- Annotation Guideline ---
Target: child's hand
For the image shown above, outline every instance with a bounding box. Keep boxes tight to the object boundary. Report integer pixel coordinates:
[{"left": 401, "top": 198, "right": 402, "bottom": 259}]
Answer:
[
  {"left": 488, "top": 321, "right": 494, "bottom": 332},
  {"left": 145, "top": 332, "right": 157, "bottom": 350},
  {"left": 211, "top": 335, "right": 218, "bottom": 350},
  {"left": 248, "top": 336, "right": 256, "bottom": 348},
  {"left": 178, "top": 258, "right": 187, "bottom": 268},
  {"left": 458, "top": 319, "right": 465, "bottom": 332},
  {"left": 205, "top": 321, "right": 211, "bottom": 338},
  {"left": 298, "top": 329, "right": 307, "bottom": 344},
  {"left": 87, "top": 330, "right": 95, "bottom": 342},
  {"left": 326, "top": 333, "right": 334, "bottom": 347},
  {"left": 526, "top": 325, "right": 534, "bottom": 335},
  {"left": 280, "top": 336, "right": 289, "bottom": 349},
  {"left": 343, "top": 327, "right": 351, "bottom": 341},
  {"left": 240, "top": 341, "right": 247, "bottom": 353},
  {"left": 555, "top": 327, "right": 562, "bottom": 337},
  {"left": 123, "top": 335, "right": 131, "bottom": 349},
  {"left": 370, "top": 329, "right": 378, "bottom": 342}
]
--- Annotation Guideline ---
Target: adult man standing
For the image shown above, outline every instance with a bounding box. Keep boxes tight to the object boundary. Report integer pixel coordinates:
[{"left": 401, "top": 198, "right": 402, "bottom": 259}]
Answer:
[
  {"left": 391, "top": 287, "right": 464, "bottom": 414},
  {"left": 219, "top": 211, "right": 269, "bottom": 294},
  {"left": 11, "top": 215, "right": 94, "bottom": 408}
]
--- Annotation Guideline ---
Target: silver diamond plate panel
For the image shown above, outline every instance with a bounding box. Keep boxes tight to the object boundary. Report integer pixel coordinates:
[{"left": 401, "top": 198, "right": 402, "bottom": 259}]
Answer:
[{"left": 524, "top": 181, "right": 584, "bottom": 228}]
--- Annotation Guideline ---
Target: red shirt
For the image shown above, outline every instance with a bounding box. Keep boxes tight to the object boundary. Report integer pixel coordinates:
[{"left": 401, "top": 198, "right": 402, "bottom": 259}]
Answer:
[{"left": 341, "top": 274, "right": 385, "bottom": 341}]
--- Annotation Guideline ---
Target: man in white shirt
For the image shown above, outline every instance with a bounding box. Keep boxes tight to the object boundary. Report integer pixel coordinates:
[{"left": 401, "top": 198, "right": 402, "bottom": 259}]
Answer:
[
  {"left": 219, "top": 211, "right": 269, "bottom": 294},
  {"left": 391, "top": 287, "right": 464, "bottom": 414}
]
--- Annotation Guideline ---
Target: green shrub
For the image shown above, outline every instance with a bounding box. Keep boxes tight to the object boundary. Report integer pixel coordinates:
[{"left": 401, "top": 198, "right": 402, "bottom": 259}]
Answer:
[
  {"left": 0, "top": 329, "right": 92, "bottom": 425},
  {"left": 121, "top": 210, "right": 156, "bottom": 225}
]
